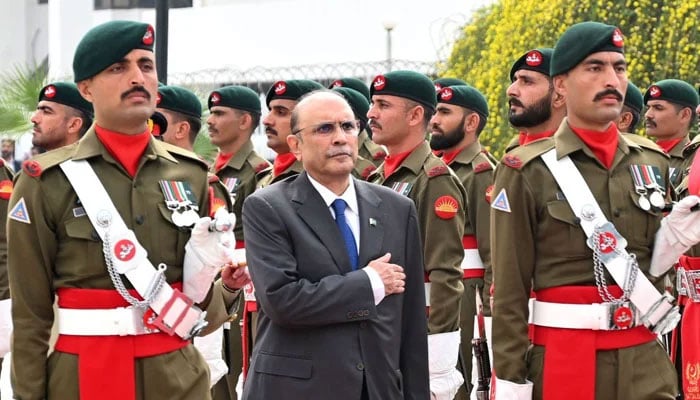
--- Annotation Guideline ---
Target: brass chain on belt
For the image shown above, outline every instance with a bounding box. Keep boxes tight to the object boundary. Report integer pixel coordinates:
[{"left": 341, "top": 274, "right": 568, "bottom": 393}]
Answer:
[
  {"left": 591, "top": 227, "right": 638, "bottom": 304},
  {"left": 102, "top": 231, "right": 166, "bottom": 310}
]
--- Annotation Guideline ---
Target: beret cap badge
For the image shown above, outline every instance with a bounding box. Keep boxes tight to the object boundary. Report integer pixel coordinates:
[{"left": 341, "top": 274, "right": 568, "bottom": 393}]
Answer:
[
  {"left": 525, "top": 50, "right": 543, "bottom": 66},
  {"left": 274, "top": 81, "right": 287, "bottom": 95},
  {"left": 373, "top": 75, "right": 386, "bottom": 91}
]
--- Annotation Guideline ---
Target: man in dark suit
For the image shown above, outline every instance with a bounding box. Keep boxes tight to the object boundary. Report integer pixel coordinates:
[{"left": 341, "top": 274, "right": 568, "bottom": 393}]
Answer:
[{"left": 241, "top": 90, "right": 429, "bottom": 400}]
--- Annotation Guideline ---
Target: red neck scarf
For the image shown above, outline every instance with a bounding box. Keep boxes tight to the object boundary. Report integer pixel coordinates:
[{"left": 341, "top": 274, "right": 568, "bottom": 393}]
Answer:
[
  {"left": 441, "top": 147, "right": 464, "bottom": 166},
  {"left": 95, "top": 125, "right": 151, "bottom": 177},
  {"left": 273, "top": 152, "right": 297, "bottom": 177},
  {"left": 518, "top": 130, "right": 555, "bottom": 146},
  {"left": 655, "top": 138, "right": 683, "bottom": 154},
  {"left": 214, "top": 152, "right": 234, "bottom": 172},
  {"left": 384, "top": 145, "right": 417, "bottom": 178},
  {"left": 570, "top": 124, "right": 619, "bottom": 169}
]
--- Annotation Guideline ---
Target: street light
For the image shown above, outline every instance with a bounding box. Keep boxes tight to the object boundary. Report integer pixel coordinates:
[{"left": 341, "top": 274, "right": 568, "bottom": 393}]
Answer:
[{"left": 383, "top": 21, "right": 396, "bottom": 72}]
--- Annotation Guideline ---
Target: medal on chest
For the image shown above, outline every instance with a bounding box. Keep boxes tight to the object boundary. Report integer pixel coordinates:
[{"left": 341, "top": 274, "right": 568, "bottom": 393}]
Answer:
[
  {"left": 223, "top": 177, "right": 240, "bottom": 205},
  {"left": 390, "top": 181, "right": 413, "bottom": 197},
  {"left": 159, "top": 180, "right": 200, "bottom": 227},
  {"left": 629, "top": 165, "right": 665, "bottom": 210}
]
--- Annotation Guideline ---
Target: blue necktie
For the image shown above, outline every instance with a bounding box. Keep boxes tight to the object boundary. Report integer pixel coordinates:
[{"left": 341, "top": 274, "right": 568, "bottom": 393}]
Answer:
[{"left": 331, "top": 199, "right": 359, "bottom": 270}]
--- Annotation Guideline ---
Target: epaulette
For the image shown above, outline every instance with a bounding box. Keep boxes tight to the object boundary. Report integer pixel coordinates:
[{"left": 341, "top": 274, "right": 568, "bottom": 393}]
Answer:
[
  {"left": 472, "top": 152, "right": 495, "bottom": 174},
  {"left": 620, "top": 133, "right": 667, "bottom": 156},
  {"left": 20, "top": 143, "right": 77, "bottom": 178},
  {"left": 500, "top": 137, "right": 554, "bottom": 170},
  {"left": 248, "top": 152, "right": 272, "bottom": 175},
  {"left": 159, "top": 141, "right": 209, "bottom": 170},
  {"left": 207, "top": 173, "right": 220, "bottom": 184},
  {"left": 682, "top": 135, "right": 700, "bottom": 158},
  {"left": 372, "top": 149, "right": 387, "bottom": 160},
  {"left": 354, "top": 156, "right": 376, "bottom": 180},
  {"left": 423, "top": 156, "right": 450, "bottom": 178}
]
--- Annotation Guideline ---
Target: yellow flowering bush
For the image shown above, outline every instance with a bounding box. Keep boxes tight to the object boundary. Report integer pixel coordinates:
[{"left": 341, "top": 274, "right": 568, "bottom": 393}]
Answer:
[{"left": 441, "top": 0, "right": 699, "bottom": 157}]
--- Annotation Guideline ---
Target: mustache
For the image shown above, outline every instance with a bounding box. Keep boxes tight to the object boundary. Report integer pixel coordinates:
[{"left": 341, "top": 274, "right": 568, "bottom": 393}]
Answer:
[
  {"left": 431, "top": 125, "right": 444, "bottom": 135},
  {"left": 208, "top": 126, "right": 218, "bottom": 134},
  {"left": 368, "top": 118, "right": 382, "bottom": 130},
  {"left": 593, "top": 89, "right": 623, "bottom": 102},
  {"left": 645, "top": 119, "right": 657, "bottom": 128},
  {"left": 327, "top": 148, "right": 353, "bottom": 157},
  {"left": 265, "top": 127, "right": 278, "bottom": 136},
  {"left": 121, "top": 86, "right": 151, "bottom": 101},
  {"left": 508, "top": 97, "right": 524, "bottom": 108}
]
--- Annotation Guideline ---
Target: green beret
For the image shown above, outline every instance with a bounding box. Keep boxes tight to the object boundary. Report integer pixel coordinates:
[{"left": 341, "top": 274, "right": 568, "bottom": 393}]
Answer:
[
  {"left": 38, "top": 82, "right": 93, "bottom": 117},
  {"left": 328, "top": 78, "right": 370, "bottom": 101},
  {"left": 332, "top": 87, "right": 369, "bottom": 124},
  {"left": 624, "top": 81, "right": 644, "bottom": 113},
  {"left": 433, "top": 77, "right": 467, "bottom": 91},
  {"left": 644, "top": 79, "right": 700, "bottom": 110},
  {"left": 73, "top": 20, "right": 155, "bottom": 82},
  {"left": 436, "top": 85, "right": 489, "bottom": 118},
  {"left": 551, "top": 22, "right": 624, "bottom": 77},
  {"left": 509, "top": 48, "right": 554, "bottom": 81},
  {"left": 370, "top": 70, "right": 436, "bottom": 111},
  {"left": 208, "top": 85, "right": 261, "bottom": 114},
  {"left": 157, "top": 85, "right": 202, "bottom": 118},
  {"left": 265, "top": 79, "right": 323, "bottom": 108}
]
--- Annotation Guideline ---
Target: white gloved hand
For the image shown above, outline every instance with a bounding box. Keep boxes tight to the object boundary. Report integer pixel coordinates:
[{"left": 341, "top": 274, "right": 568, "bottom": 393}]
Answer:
[
  {"left": 491, "top": 377, "right": 533, "bottom": 400},
  {"left": 193, "top": 326, "right": 228, "bottom": 387},
  {"left": 428, "top": 330, "right": 464, "bottom": 400},
  {"left": 650, "top": 195, "right": 700, "bottom": 277},
  {"left": 184, "top": 209, "right": 236, "bottom": 302},
  {"left": 0, "top": 299, "right": 12, "bottom": 357}
]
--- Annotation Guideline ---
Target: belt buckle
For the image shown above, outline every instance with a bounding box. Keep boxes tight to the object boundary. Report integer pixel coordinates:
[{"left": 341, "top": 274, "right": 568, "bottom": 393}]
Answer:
[
  {"left": 607, "top": 301, "right": 635, "bottom": 330},
  {"left": 149, "top": 288, "right": 196, "bottom": 338},
  {"left": 685, "top": 270, "right": 700, "bottom": 302}
]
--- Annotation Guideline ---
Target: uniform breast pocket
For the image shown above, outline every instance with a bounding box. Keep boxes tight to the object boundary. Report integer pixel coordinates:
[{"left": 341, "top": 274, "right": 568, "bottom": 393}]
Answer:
[
  {"left": 544, "top": 200, "right": 589, "bottom": 258},
  {"left": 156, "top": 203, "right": 190, "bottom": 266},
  {"left": 625, "top": 191, "right": 660, "bottom": 245},
  {"left": 64, "top": 217, "right": 105, "bottom": 275}
]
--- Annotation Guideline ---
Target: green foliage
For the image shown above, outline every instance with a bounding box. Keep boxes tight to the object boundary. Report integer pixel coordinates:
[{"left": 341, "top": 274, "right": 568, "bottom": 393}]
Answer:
[
  {"left": 0, "top": 64, "right": 47, "bottom": 136},
  {"left": 441, "top": 0, "right": 700, "bottom": 158}
]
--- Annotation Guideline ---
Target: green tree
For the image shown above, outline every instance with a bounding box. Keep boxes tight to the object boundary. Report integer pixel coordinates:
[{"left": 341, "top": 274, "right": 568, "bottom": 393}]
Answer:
[
  {"left": 0, "top": 64, "right": 47, "bottom": 136},
  {"left": 441, "top": 0, "right": 699, "bottom": 158}
]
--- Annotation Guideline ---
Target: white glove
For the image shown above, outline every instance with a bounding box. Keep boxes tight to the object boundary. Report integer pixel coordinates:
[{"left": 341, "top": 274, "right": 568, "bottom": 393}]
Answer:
[
  {"left": 184, "top": 209, "right": 236, "bottom": 302},
  {"left": 428, "top": 330, "right": 464, "bottom": 400},
  {"left": 193, "top": 326, "right": 228, "bottom": 387},
  {"left": 0, "top": 299, "right": 12, "bottom": 357},
  {"left": 491, "top": 377, "right": 533, "bottom": 400},
  {"left": 651, "top": 195, "right": 700, "bottom": 277}
]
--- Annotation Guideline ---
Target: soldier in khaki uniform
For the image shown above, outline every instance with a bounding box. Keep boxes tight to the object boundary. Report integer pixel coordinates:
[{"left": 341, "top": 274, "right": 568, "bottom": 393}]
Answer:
[
  {"left": 31, "top": 81, "right": 94, "bottom": 151},
  {"left": 367, "top": 70, "right": 466, "bottom": 399},
  {"left": 654, "top": 86, "right": 699, "bottom": 399},
  {"left": 329, "top": 78, "right": 386, "bottom": 167},
  {"left": 206, "top": 85, "right": 271, "bottom": 400},
  {"left": 491, "top": 22, "right": 684, "bottom": 399},
  {"left": 155, "top": 84, "right": 203, "bottom": 152},
  {"left": 644, "top": 79, "right": 699, "bottom": 186},
  {"left": 7, "top": 20, "right": 248, "bottom": 400},
  {"left": 257, "top": 79, "right": 323, "bottom": 188},
  {"left": 331, "top": 86, "right": 379, "bottom": 180},
  {"left": 505, "top": 48, "right": 566, "bottom": 152},
  {"left": 430, "top": 84, "right": 494, "bottom": 398}
]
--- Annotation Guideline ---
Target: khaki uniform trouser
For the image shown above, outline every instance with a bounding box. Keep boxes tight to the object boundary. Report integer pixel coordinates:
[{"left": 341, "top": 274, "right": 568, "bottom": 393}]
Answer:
[{"left": 527, "top": 339, "right": 678, "bottom": 400}]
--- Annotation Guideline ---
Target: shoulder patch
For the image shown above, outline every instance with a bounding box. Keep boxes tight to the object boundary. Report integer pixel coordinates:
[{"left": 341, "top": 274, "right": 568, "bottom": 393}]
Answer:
[
  {"left": 434, "top": 195, "right": 459, "bottom": 219},
  {"left": 0, "top": 180, "right": 13, "bottom": 200},
  {"left": 22, "top": 160, "right": 42, "bottom": 177},
  {"left": 9, "top": 197, "right": 31, "bottom": 224},
  {"left": 473, "top": 162, "right": 493, "bottom": 174},
  {"left": 491, "top": 188, "right": 511, "bottom": 213},
  {"left": 373, "top": 150, "right": 387, "bottom": 160},
  {"left": 502, "top": 155, "right": 522, "bottom": 169},
  {"left": 427, "top": 165, "right": 449, "bottom": 177}
]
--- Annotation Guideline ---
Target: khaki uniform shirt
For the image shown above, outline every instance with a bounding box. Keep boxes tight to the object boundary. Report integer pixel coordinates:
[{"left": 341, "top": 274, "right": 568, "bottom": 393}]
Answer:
[
  {"left": 491, "top": 120, "right": 670, "bottom": 383},
  {"left": 447, "top": 141, "right": 495, "bottom": 312},
  {"left": 256, "top": 158, "right": 303, "bottom": 189},
  {"left": 8, "top": 128, "right": 240, "bottom": 399},
  {"left": 668, "top": 136, "right": 690, "bottom": 188},
  {"left": 352, "top": 155, "right": 377, "bottom": 181},
  {"left": 213, "top": 140, "right": 271, "bottom": 242},
  {"left": 370, "top": 141, "right": 466, "bottom": 333},
  {"left": 0, "top": 161, "right": 13, "bottom": 301},
  {"left": 358, "top": 130, "right": 387, "bottom": 168}
]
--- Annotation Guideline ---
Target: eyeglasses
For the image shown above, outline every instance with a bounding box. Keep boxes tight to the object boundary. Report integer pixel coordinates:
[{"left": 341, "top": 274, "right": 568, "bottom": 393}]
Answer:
[{"left": 292, "top": 120, "right": 360, "bottom": 136}]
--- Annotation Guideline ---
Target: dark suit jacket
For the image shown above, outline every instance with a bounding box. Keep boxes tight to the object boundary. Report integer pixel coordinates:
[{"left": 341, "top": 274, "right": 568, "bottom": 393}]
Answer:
[{"left": 241, "top": 172, "right": 429, "bottom": 400}]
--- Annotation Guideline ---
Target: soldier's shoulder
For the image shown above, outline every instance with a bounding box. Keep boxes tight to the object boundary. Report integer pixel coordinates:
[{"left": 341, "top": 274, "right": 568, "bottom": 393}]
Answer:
[
  {"left": 19, "top": 144, "right": 78, "bottom": 178},
  {"left": 499, "top": 137, "right": 554, "bottom": 170},
  {"left": 683, "top": 135, "right": 700, "bottom": 158},
  {"left": 354, "top": 156, "right": 377, "bottom": 180},
  {"left": 423, "top": 153, "right": 451, "bottom": 178},
  {"left": 621, "top": 134, "right": 667, "bottom": 157},
  {"left": 247, "top": 152, "right": 272, "bottom": 176},
  {"left": 472, "top": 151, "right": 496, "bottom": 174},
  {"left": 159, "top": 142, "right": 209, "bottom": 170}
]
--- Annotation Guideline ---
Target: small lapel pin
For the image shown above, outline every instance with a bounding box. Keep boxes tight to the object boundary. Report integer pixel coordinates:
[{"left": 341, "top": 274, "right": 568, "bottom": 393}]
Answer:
[{"left": 369, "top": 218, "right": 377, "bottom": 227}]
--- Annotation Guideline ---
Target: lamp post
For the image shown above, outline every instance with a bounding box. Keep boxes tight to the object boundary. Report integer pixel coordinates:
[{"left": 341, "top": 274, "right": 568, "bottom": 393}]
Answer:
[{"left": 383, "top": 21, "right": 396, "bottom": 72}]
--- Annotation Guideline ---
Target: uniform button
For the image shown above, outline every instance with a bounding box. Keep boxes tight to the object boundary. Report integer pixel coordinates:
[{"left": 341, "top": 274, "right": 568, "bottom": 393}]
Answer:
[
  {"left": 356, "top": 363, "right": 364, "bottom": 371},
  {"left": 613, "top": 209, "right": 621, "bottom": 218},
  {"left": 135, "top": 215, "right": 145, "bottom": 225}
]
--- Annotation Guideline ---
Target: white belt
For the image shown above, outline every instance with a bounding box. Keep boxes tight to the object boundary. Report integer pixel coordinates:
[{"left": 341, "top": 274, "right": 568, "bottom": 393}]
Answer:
[
  {"left": 57, "top": 307, "right": 157, "bottom": 336},
  {"left": 528, "top": 299, "right": 641, "bottom": 331},
  {"left": 461, "top": 248, "right": 484, "bottom": 271}
]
